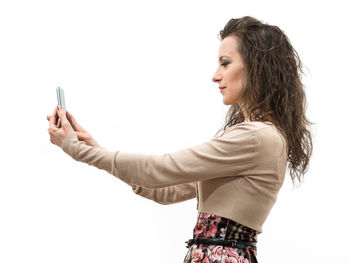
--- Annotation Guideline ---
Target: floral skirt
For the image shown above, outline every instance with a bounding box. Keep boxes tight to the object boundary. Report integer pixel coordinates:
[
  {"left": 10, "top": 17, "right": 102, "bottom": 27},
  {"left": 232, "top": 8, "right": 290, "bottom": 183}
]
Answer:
[{"left": 183, "top": 212, "right": 259, "bottom": 263}]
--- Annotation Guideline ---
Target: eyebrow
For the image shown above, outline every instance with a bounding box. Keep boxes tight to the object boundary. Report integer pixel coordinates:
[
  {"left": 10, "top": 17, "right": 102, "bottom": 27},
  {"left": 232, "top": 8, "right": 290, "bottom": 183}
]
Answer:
[{"left": 218, "top": 55, "right": 231, "bottom": 61}]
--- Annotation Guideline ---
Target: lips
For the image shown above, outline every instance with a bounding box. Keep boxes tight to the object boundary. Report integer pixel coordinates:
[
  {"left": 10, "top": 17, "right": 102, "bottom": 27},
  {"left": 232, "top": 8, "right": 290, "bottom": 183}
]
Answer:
[{"left": 219, "top": 87, "right": 226, "bottom": 90}]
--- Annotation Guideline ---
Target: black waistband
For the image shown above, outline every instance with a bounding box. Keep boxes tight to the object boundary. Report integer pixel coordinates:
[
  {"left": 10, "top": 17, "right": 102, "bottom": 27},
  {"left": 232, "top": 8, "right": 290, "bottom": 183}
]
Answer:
[{"left": 185, "top": 238, "right": 257, "bottom": 249}]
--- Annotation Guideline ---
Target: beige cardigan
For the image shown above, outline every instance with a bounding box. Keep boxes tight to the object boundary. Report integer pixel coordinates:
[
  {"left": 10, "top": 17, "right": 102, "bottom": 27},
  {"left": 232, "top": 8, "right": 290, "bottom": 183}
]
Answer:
[{"left": 61, "top": 121, "right": 287, "bottom": 232}]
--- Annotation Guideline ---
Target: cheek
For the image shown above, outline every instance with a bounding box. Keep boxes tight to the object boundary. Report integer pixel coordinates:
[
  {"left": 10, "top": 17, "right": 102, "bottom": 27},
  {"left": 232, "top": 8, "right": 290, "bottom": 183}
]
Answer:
[
  {"left": 226, "top": 86, "right": 241, "bottom": 100},
  {"left": 230, "top": 69, "right": 246, "bottom": 90},
  {"left": 224, "top": 70, "right": 245, "bottom": 102},
  {"left": 227, "top": 72, "right": 243, "bottom": 90}
]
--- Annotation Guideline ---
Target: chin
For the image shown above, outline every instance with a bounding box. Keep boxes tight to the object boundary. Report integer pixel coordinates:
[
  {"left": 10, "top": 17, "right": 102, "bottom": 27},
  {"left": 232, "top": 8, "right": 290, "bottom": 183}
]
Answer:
[{"left": 222, "top": 99, "right": 235, "bottom": 105}]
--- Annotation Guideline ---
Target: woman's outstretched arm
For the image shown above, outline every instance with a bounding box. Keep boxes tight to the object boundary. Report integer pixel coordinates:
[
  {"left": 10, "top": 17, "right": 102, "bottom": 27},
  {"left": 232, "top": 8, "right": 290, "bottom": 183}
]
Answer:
[
  {"left": 90, "top": 145, "right": 197, "bottom": 204},
  {"left": 60, "top": 122, "right": 259, "bottom": 189}
]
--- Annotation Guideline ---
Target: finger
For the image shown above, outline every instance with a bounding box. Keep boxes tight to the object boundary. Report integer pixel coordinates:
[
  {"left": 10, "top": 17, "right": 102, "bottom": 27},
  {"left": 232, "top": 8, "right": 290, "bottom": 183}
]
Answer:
[
  {"left": 49, "top": 106, "right": 58, "bottom": 129},
  {"left": 66, "top": 111, "right": 79, "bottom": 128},
  {"left": 66, "top": 111, "right": 78, "bottom": 129},
  {"left": 57, "top": 106, "right": 75, "bottom": 134},
  {"left": 66, "top": 111, "right": 86, "bottom": 132},
  {"left": 76, "top": 131, "right": 88, "bottom": 140},
  {"left": 76, "top": 132, "right": 90, "bottom": 145},
  {"left": 57, "top": 105, "right": 68, "bottom": 124}
]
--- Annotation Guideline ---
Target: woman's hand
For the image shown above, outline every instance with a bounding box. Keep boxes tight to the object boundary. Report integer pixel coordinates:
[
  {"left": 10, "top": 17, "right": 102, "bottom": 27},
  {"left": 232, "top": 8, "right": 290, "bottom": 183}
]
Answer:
[
  {"left": 65, "top": 110, "right": 100, "bottom": 147},
  {"left": 47, "top": 105, "right": 75, "bottom": 148},
  {"left": 47, "top": 107, "right": 100, "bottom": 147}
]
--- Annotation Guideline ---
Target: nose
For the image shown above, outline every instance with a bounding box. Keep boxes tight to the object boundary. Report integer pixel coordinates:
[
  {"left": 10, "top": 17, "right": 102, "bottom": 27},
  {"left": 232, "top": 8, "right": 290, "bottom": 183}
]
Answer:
[{"left": 212, "top": 69, "right": 222, "bottom": 83}]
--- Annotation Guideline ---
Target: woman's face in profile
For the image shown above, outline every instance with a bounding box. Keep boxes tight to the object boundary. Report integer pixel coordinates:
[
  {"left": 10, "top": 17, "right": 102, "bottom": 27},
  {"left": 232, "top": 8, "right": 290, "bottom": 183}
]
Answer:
[{"left": 212, "top": 35, "right": 246, "bottom": 106}]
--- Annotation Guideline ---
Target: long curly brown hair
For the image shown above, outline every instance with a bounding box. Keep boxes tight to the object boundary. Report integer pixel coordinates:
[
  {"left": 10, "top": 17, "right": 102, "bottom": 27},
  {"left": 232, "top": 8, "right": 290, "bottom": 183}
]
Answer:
[{"left": 213, "top": 16, "right": 314, "bottom": 185}]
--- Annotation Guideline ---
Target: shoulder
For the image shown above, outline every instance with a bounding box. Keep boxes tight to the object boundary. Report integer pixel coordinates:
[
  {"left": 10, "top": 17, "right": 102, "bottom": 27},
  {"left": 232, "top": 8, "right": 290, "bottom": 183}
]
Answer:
[
  {"left": 247, "top": 122, "right": 287, "bottom": 158},
  {"left": 221, "top": 121, "right": 286, "bottom": 149},
  {"left": 220, "top": 121, "right": 274, "bottom": 137}
]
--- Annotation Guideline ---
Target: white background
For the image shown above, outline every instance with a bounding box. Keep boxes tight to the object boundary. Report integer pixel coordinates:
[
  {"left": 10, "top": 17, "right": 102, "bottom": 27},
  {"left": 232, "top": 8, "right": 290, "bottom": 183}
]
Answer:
[{"left": 0, "top": 0, "right": 349, "bottom": 262}]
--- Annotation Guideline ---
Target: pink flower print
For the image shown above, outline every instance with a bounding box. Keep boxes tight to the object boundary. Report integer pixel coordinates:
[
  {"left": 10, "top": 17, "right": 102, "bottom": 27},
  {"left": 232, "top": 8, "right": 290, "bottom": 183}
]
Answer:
[
  {"left": 240, "top": 258, "right": 250, "bottom": 263},
  {"left": 222, "top": 256, "right": 239, "bottom": 263},
  {"left": 206, "top": 223, "right": 218, "bottom": 237},
  {"left": 225, "top": 247, "right": 240, "bottom": 258},
  {"left": 208, "top": 245, "right": 223, "bottom": 261},
  {"left": 199, "top": 212, "right": 210, "bottom": 223},
  {"left": 193, "top": 248, "right": 204, "bottom": 262},
  {"left": 202, "top": 256, "right": 209, "bottom": 263},
  {"left": 194, "top": 222, "right": 206, "bottom": 238},
  {"left": 238, "top": 256, "right": 250, "bottom": 263},
  {"left": 208, "top": 213, "right": 221, "bottom": 223}
]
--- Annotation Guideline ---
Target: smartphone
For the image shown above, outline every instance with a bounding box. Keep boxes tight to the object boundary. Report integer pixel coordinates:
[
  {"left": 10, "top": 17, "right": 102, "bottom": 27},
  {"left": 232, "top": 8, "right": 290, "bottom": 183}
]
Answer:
[
  {"left": 56, "top": 86, "right": 66, "bottom": 128},
  {"left": 56, "top": 86, "right": 66, "bottom": 110}
]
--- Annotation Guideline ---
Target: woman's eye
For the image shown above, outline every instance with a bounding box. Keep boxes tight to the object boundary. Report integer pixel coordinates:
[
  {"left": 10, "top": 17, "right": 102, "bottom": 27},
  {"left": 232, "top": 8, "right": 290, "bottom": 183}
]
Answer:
[{"left": 221, "top": 61, "right": 230, "bottom": 67}]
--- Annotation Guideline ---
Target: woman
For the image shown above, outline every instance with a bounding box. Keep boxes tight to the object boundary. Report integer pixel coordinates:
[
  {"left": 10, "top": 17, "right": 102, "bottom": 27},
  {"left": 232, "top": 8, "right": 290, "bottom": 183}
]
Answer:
[{"left": 47, "top": 16, "right": 313, "bottom": 263}]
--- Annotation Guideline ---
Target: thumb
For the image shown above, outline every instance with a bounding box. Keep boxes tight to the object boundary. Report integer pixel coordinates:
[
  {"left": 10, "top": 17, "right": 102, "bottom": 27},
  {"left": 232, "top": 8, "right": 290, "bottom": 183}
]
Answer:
[
  {"left": 75, "top": 131, "right": 87, "bottom": 140},
  {"left": 75, "top": 132, "right": 89, "bottom": 144},
  {"left": 66, "top": 110, "right": 86, "bottom": 132},
  {"left": 57, "top": 105, "right": 68, "bottom": 123}
]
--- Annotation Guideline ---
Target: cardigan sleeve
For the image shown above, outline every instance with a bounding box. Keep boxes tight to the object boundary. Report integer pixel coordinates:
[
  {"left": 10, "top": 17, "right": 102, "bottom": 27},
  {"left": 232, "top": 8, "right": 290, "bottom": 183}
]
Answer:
[
  {"left": 61, "top": 123, "right": 258, "bottom": 189},
  {"left": 131, "top": 182, "right": 197, "bottom": 205},
  {"left": 59, "top": 139, "right": 196, "bottom": 204},
  {"left": 90, "top": 146, "right": 197, "bottom": 204}
]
